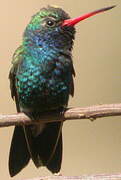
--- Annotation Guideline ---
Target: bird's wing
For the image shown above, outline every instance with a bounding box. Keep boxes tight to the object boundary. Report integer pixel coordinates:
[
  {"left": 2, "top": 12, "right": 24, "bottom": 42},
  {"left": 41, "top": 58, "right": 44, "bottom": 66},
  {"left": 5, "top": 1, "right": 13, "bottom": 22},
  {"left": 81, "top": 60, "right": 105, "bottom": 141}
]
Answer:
[
  {"left": 9, "top": 45, "right": 24, "bottom": 112},
  {"left": 9, "top": 46, "right": 31, "bottom": 177},
  {"left": 69, "top": 60, "right": 75, "bottom": 97}
]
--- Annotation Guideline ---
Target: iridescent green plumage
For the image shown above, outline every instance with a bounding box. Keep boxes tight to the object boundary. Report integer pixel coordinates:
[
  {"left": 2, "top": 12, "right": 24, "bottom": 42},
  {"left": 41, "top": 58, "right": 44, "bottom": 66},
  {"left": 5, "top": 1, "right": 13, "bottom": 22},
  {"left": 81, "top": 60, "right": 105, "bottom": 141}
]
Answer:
[
  {"left": 9, "top": 4, "right": 115, "bottom": 177},
  {"left": 9, "top": 6, "right": 75, "bottom": 177}
]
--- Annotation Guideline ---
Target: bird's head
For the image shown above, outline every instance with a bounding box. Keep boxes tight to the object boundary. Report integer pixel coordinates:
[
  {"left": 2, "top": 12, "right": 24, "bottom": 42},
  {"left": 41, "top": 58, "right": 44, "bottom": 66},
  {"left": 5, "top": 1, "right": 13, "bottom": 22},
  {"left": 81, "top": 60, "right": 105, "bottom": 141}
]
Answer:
[
  {"left": 23, "top": 6, "right": 75, "bottom": 51},
  {"left": 23, "top": 5, "right": 115, "bottom": 52}
]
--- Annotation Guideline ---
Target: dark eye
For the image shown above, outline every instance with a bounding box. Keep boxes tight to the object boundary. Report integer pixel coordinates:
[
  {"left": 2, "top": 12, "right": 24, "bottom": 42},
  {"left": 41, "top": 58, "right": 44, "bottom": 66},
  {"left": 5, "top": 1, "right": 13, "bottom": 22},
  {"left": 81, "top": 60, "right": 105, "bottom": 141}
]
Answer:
[{"left": 46, "top": 19, "right": 55, "bottom": 27}]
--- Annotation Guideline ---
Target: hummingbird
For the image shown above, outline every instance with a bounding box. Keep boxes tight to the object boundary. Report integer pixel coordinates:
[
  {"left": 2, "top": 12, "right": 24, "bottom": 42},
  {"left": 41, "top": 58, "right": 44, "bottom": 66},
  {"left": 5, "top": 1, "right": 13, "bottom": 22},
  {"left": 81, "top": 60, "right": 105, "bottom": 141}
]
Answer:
[{"left": 9, "top": 5, "right": 115, "bottom": 177}]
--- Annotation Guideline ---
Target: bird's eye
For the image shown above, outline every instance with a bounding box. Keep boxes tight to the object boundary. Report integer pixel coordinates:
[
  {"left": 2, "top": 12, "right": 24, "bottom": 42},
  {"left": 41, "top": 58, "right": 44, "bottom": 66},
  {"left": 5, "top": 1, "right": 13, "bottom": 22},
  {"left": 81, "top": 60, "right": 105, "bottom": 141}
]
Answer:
[{"left": 46, "top": 19, "right": 55, "bottom": 27}]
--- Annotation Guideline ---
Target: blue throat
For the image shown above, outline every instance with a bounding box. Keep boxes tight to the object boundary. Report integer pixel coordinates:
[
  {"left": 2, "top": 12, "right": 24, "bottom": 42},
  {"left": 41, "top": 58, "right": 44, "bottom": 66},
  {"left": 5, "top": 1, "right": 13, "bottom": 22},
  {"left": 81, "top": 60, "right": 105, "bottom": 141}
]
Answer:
[{"left": 23, "top": 27, "right": 74, "bottom": 57}]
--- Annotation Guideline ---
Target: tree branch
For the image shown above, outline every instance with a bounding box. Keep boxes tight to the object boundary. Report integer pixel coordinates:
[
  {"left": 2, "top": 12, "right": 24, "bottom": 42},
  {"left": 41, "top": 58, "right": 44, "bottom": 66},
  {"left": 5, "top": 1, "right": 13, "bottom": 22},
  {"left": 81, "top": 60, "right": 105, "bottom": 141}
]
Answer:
[
  {"left": 1, "top": 104, "right": 121, "bottom": 180},
  {"left": 25, "top": 174, "right": 121, "bottom": 180},
  {"left": 0, "top": 103, "right": 121, "bottom": 127}
]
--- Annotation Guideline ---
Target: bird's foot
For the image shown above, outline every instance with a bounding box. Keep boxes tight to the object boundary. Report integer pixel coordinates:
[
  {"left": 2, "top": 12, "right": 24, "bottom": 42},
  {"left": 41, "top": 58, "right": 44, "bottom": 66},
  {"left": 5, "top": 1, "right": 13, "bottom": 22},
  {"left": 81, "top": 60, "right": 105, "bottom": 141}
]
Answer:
[{"left": 54, "top": 172, "right": 62, "bottom": 176}]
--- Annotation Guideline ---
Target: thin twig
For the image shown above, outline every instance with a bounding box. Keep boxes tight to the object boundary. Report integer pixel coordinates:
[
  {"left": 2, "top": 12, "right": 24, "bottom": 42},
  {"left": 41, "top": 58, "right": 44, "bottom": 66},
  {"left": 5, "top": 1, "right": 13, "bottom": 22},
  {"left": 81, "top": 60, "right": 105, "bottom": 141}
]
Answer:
[
  {"left": 0, "top": 103, "right": 121, "bottom": 127},
  {"left": 24, "top": 174, "right": 121, "bottom": 180}
]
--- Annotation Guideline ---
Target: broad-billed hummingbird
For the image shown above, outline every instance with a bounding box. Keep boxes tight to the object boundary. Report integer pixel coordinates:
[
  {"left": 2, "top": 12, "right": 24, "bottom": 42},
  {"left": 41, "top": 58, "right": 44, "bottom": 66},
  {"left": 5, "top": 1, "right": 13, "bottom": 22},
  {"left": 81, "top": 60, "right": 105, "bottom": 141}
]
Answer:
[{"left": 9, "top": 5, "right": 115, "bottom": 177}]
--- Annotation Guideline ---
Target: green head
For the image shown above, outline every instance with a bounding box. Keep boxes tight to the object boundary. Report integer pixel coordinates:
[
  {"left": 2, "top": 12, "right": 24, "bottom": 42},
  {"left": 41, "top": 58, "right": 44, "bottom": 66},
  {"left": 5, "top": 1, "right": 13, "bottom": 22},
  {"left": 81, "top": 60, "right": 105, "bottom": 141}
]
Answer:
[
  {"left": 27, "top": 6, "right": 71, "bottom": 31},
  {"left": 23, "top": 5, "right": 115, "bottom": 51},
  {"left": 23, "top": 6, "right": 75, "bottom": 51}
]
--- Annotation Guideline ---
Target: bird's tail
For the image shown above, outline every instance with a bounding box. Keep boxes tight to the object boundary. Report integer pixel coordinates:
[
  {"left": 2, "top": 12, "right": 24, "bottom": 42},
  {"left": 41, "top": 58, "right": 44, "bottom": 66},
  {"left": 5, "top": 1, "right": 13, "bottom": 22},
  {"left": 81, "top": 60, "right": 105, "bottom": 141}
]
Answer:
[{"left": 9, "top": 122, "right": 63, "bottom": 177}]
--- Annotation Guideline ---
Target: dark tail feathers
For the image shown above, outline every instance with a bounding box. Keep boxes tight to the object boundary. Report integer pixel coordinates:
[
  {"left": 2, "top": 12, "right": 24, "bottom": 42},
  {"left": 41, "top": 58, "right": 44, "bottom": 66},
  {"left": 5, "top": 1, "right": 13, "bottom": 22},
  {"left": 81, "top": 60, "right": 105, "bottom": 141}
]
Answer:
[{"left": 9, "top": 122, "right": 62, "bottom": 177}]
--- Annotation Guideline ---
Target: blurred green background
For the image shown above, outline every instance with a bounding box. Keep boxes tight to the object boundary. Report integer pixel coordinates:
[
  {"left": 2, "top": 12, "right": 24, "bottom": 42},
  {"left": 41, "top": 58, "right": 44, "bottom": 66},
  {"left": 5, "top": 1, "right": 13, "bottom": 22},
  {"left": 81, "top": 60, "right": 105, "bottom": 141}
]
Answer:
[{"left": 0, "top": 0, "right": 121, "bottom": 179}]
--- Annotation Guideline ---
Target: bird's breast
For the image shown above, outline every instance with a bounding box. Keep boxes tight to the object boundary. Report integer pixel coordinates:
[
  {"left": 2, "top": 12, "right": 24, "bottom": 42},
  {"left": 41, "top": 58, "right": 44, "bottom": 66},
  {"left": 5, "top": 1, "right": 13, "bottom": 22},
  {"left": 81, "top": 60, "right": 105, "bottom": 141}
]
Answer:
[{"left": 16, "top": 57, "right": 71, "bottom": 112}]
